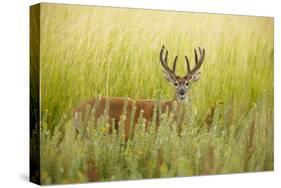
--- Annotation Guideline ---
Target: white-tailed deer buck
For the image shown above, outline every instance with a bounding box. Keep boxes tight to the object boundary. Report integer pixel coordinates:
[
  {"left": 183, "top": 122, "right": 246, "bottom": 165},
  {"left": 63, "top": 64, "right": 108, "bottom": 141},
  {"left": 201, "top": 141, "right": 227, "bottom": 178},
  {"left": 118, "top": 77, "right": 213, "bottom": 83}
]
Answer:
[{"left": 73, "top": 45, "right": 205, "bottom": 139}]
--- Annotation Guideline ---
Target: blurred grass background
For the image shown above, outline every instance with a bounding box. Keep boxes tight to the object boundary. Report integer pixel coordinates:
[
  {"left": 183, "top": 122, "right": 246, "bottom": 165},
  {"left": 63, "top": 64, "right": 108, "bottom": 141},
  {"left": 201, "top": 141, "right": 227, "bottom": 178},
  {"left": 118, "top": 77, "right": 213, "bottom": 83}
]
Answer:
[{"left": 36, "top": 3, "right": 273, "bottom": 184}]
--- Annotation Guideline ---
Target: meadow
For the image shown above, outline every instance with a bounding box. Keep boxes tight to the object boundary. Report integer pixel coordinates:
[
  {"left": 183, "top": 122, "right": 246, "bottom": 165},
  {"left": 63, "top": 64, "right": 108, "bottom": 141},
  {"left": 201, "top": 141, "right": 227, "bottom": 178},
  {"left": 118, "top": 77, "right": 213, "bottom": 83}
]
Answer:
[{"left": 35, "top": 3, "right": 273, "bottom": 184}]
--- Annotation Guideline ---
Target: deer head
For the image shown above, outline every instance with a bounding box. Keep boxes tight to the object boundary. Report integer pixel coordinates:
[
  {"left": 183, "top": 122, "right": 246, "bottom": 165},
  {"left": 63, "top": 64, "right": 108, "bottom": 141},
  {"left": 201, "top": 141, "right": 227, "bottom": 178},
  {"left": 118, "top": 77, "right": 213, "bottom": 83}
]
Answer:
[{"left": 160, "top": 45, "right": 205, "bottom": 102}]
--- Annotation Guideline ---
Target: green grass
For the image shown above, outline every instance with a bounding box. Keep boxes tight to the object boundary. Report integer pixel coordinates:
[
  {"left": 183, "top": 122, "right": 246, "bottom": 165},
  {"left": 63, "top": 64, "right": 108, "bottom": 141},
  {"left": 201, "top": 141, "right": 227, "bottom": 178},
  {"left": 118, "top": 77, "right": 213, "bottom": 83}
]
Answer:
[{"left": 35, "top": 3, "right": 273, "bottom": 184}]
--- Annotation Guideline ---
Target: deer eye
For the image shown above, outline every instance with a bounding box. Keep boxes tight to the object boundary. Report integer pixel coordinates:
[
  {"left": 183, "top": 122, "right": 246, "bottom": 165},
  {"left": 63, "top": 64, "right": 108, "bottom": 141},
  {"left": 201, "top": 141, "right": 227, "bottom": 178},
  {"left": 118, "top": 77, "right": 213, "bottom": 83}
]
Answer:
[
  {"left": 186, "top": 82, "right": 189, "bottom": 86},
  {"left": 174, "top": 82, "right": 178, "bottom": 86}
]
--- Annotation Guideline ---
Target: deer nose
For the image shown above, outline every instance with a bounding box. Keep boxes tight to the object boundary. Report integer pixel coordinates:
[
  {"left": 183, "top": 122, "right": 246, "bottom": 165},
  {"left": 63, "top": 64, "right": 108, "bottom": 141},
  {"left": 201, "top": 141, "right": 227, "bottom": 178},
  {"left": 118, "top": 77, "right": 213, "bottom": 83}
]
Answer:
[{"left": 179, "top": 89, "right": 185, "bottom": 95}]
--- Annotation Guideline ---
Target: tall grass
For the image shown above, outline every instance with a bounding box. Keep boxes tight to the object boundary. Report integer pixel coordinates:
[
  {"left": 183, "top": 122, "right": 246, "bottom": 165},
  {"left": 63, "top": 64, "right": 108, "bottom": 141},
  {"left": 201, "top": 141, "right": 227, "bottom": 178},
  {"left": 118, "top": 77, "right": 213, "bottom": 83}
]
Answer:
[{"left": 37, "top": 3, "right": 273, "bottom": 184}]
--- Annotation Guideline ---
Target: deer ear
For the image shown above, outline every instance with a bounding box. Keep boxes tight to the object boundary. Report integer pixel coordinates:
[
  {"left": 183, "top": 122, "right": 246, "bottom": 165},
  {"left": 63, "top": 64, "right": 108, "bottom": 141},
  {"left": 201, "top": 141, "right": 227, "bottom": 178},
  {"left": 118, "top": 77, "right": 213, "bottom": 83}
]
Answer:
[
  {"left": 163, "top": 71, "right": 175, "bottom": 82},
  {"left": 190, "top": 71, "right": 201, "bottom": 82}
]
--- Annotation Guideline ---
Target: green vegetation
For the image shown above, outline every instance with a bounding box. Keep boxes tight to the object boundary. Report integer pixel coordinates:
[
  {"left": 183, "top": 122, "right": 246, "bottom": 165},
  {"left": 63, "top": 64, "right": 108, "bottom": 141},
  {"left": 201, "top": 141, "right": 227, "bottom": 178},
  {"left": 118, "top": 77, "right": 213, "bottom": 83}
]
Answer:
[{"left": 37, "top": 3, "right": 273, "bottom": 184}]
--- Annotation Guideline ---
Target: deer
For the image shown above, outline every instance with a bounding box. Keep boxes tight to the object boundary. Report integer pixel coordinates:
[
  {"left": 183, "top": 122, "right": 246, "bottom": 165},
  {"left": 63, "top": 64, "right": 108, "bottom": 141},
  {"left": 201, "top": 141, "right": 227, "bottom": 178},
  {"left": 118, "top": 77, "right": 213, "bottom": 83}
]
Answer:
[{"left": 73, "top": 45, "right": 206, "bottom": 140}]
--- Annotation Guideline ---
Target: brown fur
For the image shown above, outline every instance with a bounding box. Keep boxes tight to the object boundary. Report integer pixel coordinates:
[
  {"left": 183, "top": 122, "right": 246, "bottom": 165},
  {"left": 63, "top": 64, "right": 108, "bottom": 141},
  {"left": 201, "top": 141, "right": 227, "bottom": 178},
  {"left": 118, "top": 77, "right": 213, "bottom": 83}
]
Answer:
[{"left": 73, "top": 97, "right": 184, "bottom": 140}]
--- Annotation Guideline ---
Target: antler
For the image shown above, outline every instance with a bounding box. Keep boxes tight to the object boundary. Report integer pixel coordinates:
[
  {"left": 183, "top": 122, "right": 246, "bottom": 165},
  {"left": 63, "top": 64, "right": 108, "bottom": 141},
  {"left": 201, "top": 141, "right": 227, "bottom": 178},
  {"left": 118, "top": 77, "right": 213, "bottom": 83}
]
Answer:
[
  {"left": 160, "top": 45, "right": 178, "bottom": 79},
  {"left": 185, "top": 47, "right": 205, "bottom": 77}
]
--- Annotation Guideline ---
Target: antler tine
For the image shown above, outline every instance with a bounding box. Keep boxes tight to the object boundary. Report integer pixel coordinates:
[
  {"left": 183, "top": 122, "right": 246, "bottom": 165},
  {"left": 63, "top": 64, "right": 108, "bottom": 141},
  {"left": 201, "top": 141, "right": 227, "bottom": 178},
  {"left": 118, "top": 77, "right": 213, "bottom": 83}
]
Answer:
[
  {"left": 165, "top": 50, "right": 168, "bottom": 63},
  {"left": 194, "top": 48, "right": 199, "bottom": 64},
  {"left": 199, "top": 47, "right": 205, "bottom": 63},
  {"left": 186, "top": 47, "right": 206, "bottom": 76},
  {"left": 160, "top": 45, "right": 167, "bottom": 68},
  {"left": 160, "top": 45, "right": 169, "bottom": 70},
  {"left": 184, "top": 56, "right": 191, "bottom": 73},
  {"left": 172, "top": 56, "right": 178, "bottom": 73},
  {"left": 199, "top": 47, "right": 202, "bottom": 54},
  {"left": 160, "top": 45, "right": 176, "bottom": 77}
]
